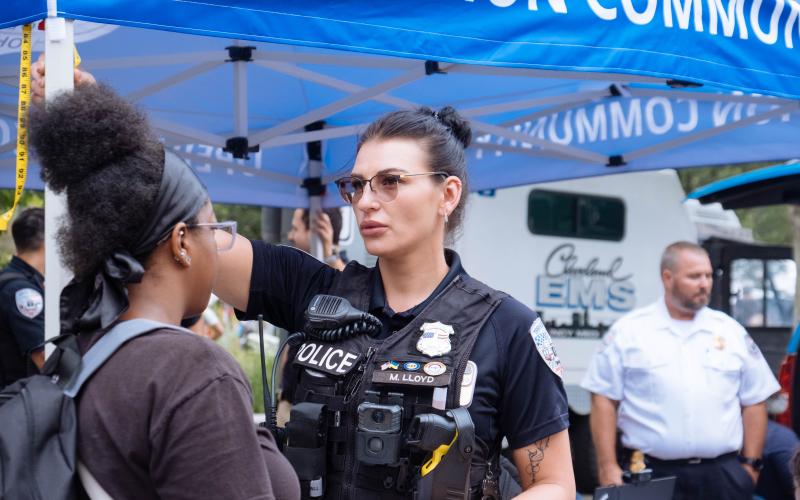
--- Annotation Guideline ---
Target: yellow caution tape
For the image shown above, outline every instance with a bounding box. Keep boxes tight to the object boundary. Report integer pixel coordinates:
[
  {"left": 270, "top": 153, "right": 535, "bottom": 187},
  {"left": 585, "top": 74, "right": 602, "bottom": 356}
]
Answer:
[
  {"left": 420, "top": 430, "right": 459, "bottom": 477},
  {"left": 0, "top": 29, "right": 82, "bottom": 231},
  {"left": 0, "top": 23, "right": 32, "bottom": 231}
]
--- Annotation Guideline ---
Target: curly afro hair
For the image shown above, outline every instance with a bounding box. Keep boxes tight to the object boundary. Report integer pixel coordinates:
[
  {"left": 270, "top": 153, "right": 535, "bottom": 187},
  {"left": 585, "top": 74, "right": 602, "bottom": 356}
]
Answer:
[{"left": 29, "top": 84, "right": 164, "bottom": 278}]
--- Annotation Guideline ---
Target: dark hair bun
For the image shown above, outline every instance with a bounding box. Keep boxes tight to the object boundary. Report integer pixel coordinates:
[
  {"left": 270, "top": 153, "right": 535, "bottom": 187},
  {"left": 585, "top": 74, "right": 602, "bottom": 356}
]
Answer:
[
  {"left": 436, "top": 106, "right": 471, "bottom": 149},
  {"left": 29, "top": 84, "right": 153, "bottom": 192}
]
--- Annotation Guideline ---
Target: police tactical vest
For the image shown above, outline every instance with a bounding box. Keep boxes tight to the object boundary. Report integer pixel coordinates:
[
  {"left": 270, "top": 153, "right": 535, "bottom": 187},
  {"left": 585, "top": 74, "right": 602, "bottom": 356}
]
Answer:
[{"left": 290, "top": 260, "right": 506, "bottom": 500}]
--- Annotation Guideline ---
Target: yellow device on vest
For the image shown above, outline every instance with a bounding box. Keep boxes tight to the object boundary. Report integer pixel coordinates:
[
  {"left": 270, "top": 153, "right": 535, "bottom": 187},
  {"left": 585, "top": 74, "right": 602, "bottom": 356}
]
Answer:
[{"left": 421, "top": 430, "right": 459, "bottom": 477}]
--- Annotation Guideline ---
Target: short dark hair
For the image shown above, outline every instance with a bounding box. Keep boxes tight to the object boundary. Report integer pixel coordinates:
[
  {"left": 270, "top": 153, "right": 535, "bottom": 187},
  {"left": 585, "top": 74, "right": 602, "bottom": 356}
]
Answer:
[
  {"left": 358, "top": 106, "right": 471, "bottom": 241},
  {"left": 660, "top": 241, "right": 708, "bottom": 272},
  {"left": 11, "top": 207, "right": 44, "bottom": 253},
  {"left": 300, "top": 208, "right": 343, "bottom": 245}
]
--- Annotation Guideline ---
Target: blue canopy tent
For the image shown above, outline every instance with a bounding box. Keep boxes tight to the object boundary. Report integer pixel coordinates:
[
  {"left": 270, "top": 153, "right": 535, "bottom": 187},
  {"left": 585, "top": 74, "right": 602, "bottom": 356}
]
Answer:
[
  {"left": 1, "top": 1, "right": 799, "bottom": 208},
  {"left": 1, "top": 1, "right": 799, "bottom": 342}
]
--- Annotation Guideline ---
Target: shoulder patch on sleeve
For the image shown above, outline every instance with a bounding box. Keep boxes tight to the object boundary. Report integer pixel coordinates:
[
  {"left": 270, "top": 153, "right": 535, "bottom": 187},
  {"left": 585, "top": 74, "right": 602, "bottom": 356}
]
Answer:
[
  {"left": 744, "top": 334, "right": 763, "bottom": 358},
  {"left": 530, "top": 317, "right": 563, "bottom": 378},
  {"left": 15, "top": 288, "right": 43, "bottom": 319}
]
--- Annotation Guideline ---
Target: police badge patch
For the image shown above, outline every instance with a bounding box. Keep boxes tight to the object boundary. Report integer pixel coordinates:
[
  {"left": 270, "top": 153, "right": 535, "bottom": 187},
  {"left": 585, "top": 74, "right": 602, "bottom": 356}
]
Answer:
[
  {"left": 530, "top": 318, "right": 563, "bottom": 378},
  {"left": 15, "top": 288, "right": 43, "bottom": 319},
  {"left": 416, "top": 322, "right": 454, "bottom": 357}
]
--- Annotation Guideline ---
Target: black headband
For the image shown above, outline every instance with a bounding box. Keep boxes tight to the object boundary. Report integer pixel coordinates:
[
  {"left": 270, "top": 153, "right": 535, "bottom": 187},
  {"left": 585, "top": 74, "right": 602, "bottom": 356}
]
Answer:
[{"left": 60, "top": 149, "right": 208, "bottom": 334}]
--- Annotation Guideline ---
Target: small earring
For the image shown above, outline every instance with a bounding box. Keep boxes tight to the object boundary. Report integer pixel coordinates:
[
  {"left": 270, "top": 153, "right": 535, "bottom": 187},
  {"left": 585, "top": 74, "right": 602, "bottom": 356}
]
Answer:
[
  {"left": 184, "top": 255, "right": 192, "bottom": 265},
  {"left": 444, "top": 212, "right": 449, "bottom": 225}
]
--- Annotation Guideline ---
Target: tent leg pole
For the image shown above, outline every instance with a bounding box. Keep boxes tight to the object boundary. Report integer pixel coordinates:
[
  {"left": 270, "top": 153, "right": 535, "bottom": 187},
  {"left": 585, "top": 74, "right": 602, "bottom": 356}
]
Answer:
[
  {"left": 43, "top": 17, "right": 74, "bottom": 352},
  {"left": 308, "top": 159, "right": 324, "bottom": 260}
]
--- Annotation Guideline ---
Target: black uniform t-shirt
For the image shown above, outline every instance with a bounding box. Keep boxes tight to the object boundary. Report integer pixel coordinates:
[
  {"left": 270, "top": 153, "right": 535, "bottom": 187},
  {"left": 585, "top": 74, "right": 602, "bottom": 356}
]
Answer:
[
  {"left": 241, "top": 242, "right": 569, "bottom": 451},
  {"left": 0, "top": 256, "right": 44, "bottom": 386}
]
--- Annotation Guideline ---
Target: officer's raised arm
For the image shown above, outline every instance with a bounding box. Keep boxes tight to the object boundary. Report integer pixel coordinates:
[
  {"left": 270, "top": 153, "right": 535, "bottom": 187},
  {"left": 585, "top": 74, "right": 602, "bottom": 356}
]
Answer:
[{"left": 213, "top": 233, "right": 254, "bottom": 312}]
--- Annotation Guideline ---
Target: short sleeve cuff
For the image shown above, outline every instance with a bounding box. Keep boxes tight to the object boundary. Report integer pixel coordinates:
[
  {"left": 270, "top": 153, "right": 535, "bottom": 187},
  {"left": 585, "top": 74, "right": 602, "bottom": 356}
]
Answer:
[
  {"left": 580, "top": 378, "right": 622, "bottom": 401},
  {"left": 508, "top": 412, "right": 570, "bottom": 450},
  {"left": 234, "top": 240, "right": 264, "bottom": 321},
  {"left": 739, "top": 380, "right": 781, "bottom": 407}
]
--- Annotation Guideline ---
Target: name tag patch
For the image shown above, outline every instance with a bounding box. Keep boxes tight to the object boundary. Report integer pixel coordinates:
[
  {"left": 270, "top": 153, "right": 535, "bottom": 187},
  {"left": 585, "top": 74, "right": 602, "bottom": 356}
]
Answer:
[
  {"left": 372, "top": 366, "right": 451, "bottom": 387},
  {"left": 293, "top": 342, "right": 361, "bottom": 376}
]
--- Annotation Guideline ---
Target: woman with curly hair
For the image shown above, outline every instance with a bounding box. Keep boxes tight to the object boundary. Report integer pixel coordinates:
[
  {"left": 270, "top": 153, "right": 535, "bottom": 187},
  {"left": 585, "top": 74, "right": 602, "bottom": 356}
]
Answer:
[{"left": 29, "top": 83, "right": 299, "bottom": 500}]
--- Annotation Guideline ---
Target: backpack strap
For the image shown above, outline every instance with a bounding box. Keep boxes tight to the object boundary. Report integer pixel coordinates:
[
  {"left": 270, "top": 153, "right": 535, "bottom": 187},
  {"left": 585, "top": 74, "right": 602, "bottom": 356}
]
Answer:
[{"left": 63, "top": 319, "right": 191, "bottom": 398}]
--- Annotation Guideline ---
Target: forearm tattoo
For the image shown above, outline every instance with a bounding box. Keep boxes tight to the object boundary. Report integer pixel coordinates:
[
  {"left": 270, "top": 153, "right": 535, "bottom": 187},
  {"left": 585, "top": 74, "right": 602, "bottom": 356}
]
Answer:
[{"left": 526, "top": 436, "right": 551, "bottom": 483}]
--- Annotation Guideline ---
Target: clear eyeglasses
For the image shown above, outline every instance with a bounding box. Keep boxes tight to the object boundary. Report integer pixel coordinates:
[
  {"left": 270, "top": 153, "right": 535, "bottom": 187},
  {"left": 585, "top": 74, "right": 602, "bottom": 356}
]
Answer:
[
  {"left": 335, "top": 171, "right": 448, "bottom": 205},
  {"left": 187, "top": 221, "right": 237, "bottom": 252}
]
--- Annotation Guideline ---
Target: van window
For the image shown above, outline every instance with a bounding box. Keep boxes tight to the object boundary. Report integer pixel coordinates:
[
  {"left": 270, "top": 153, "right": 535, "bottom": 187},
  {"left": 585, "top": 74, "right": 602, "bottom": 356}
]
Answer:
[
  {"left": 730, "top": 258, "right": 795, "bottom": 328},
  {"left": 527, "top": 189, "right": 625, "bottom": 241}
]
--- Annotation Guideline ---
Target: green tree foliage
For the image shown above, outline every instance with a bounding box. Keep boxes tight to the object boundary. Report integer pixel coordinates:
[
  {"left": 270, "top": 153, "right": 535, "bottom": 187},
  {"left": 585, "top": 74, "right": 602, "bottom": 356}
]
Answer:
[
  {"left": 678, "top": 164, "right": 792, "bottom": 246},
  {"left": 212, "top": 203, "right": 263, "bottom": 240}
]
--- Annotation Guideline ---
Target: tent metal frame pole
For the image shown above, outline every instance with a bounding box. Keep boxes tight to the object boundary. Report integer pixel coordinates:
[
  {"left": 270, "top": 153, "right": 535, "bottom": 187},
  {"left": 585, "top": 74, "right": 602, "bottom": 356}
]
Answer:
[
  {"left": 470, "top": 119, "right": 608, "bottom": 164},
  {"left": 247, "top": 63, "right": 610, "bottom": 161},
  {"left": 625, "top": 105, "right": 798, "bottom": 162},
  {"left": 627, "top": 87, "right": 798, "bottom": 106},
  {"left": 500, "top": 97, "right": 602, "bottom": 127},
  {"left": 248, "top": 64, "right": 435, "bottom": 145},
  {"left": 44, "top": 16, "right": 75, "bottom": 346},
  {"left": 0, "top": 102, "right": 16, "bottom": 116},
  {"left": 261, "top": 124, "right": 366, "bottom": 149},
  {"left": 474, "top": 141, "right": 594, "bottom": 162},
  {"left": 127, "top": 61, "right": 224, "bottom": 101},
  {"left": 252, "top": 50, "right": 414, "bottom": 69},
  {"left": 448, "top": 64, "right": 668, "bottom": 84},
  {"left": 233, "top": 41, "right": 248, "bottom": 137},
  {"left": 308, "top": 159, "right": 324, "bottom": 259},
  {"left": 83, "top": 52, "right": 221, "bottom": 69},
  {"left": 460, "top": 88, "right": 609, "bottom": 118},
  {"left": 170, "top": 148, "right": 300, "bottom": 184},
  {"left": 253, "top": 60, "right": 415, "bottom": 109},
  {"left": 151, "top": 118, "right": 227, "bottom": 147}
]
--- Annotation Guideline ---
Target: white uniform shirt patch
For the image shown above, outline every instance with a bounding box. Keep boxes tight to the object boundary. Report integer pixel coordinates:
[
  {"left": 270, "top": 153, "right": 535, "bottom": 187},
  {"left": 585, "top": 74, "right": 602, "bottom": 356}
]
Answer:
[
  {"left": 15, "top": 288, "right": 43, "bottom": 319},
  {"left": 530, "top": 318, "right": 563, "bottom": 378},
  {"left": 745, "top": 334, "right": 762, "bottom": 358}
]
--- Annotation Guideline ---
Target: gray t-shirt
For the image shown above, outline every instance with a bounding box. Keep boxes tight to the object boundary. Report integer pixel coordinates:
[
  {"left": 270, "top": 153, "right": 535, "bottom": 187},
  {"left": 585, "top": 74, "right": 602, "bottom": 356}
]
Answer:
[{"left": 77, "top": 327, "right": 299, "bottom": 500}]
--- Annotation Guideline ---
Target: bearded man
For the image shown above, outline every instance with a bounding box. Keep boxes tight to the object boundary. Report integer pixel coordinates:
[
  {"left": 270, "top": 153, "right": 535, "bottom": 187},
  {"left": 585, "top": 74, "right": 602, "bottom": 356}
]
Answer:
[{"left": 581, "top": 241, "right": 779, "bottom": 500}]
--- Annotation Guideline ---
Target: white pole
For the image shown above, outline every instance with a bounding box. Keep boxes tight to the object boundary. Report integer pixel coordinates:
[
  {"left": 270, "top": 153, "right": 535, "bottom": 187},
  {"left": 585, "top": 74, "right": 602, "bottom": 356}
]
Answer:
[
  {"left": 43, "top": 17, "right": 74, "bottom": 350},
  {"left": 232, "top": 40, "right": 246, "bottom": 177}
]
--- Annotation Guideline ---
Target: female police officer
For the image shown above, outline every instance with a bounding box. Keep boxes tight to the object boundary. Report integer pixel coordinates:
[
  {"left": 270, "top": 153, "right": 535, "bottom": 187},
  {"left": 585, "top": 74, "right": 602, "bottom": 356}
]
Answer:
[
  {"left": 215, "top": 107, "right": 574, "bottom": 499},
  {"left": 29, "top": 83, "right": 299, "bottom": 499}
]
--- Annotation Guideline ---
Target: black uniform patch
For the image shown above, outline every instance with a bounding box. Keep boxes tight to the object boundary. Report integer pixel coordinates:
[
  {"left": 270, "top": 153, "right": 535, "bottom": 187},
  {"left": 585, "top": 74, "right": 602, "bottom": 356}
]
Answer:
[
  {"left": 293, "top": 342, "right": 362, "bottom": 376},
  {"left": 372, "top": 368, "right": 451, "bottom": 387}
]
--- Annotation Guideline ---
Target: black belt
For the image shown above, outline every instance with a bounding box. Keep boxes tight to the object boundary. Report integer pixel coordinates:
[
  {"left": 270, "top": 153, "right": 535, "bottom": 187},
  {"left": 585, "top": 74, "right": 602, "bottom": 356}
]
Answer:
[{"left": 624, "top": 448, "right": 737, "bottom": 466}]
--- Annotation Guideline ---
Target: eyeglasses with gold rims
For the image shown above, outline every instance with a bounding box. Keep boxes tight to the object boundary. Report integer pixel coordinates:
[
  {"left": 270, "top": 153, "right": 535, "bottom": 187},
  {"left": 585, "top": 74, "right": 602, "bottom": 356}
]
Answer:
[
  {"left": 335, "top": 172, "right": 448, "bottom": 205},
  {"left": 186, "top": 221, "right": 237, "bottom": 252}
]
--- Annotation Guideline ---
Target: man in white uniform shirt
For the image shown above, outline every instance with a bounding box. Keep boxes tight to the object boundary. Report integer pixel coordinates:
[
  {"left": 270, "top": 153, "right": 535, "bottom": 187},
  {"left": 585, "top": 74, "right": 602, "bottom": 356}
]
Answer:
[{"left": 582, "top": 241, "right": 779, "bottom": 499}]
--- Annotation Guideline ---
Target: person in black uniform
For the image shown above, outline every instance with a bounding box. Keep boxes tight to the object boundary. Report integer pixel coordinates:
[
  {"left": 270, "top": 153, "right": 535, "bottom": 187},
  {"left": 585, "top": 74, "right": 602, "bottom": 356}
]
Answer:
[
  {"left": 215, "top": 107, "right": 575, "bottom": 499},
  {"left": 0, "top": 207, "right": 46, "bottom": 388}
]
